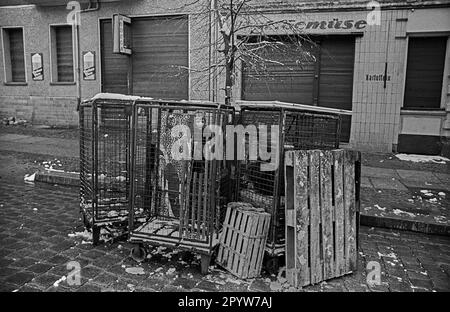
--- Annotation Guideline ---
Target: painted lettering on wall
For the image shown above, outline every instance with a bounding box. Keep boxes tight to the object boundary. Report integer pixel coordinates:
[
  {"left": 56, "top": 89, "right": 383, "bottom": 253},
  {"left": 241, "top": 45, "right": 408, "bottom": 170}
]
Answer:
[
  {"left": 266, "top": 18, "right": 368, "bottom": 32},
  {"left": 366, "top": 74, "right": 391, "bottom": 82}
]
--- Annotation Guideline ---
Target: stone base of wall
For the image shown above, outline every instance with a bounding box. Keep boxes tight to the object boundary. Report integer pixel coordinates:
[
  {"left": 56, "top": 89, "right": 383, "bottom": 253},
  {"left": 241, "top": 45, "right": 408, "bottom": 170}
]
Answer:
[
  {"left": 0, "top": 96, "right": 79, "bottom": 126},
  {"left": 350, "top": 141, "right": 393, "bottom": 153}
]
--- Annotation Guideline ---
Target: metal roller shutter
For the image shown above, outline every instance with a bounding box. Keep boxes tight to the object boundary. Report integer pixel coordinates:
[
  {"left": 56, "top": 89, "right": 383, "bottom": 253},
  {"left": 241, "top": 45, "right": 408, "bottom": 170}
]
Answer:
[
  {"left": 131, "top": 15, "right": 189, "bottom": 99},
  {"left": 318, "top": 36, "right": 355, "bottom": 142},
  {"left": 403, "top": 36, "right": 447, "bottom": 109},
  {"left": 242, "top": 36, "right": 354, "bottom": 142},
  {"left": 242, "top": 40, "right": 317, "bottom": 105},
  {"left": 100, "top": 15, "right": 189, "bottom": 99}
]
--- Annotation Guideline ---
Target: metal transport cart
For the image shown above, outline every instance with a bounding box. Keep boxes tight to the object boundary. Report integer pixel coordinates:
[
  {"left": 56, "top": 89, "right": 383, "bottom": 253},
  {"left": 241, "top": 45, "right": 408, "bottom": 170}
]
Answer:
[
  {"left": 234, "top": 100, "right": 351, "bottom": 272},
  {"left": 128, "top": 100, "right": 235, "bottom": 274},
  {"left": 79, "top": 94, "right": 153, "bottom": 245}
]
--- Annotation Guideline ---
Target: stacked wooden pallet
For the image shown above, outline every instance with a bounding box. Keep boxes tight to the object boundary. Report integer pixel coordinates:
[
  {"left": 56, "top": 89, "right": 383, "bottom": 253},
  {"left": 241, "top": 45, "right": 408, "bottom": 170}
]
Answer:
[
  {"left": 284, "top": 149, "right": 361, "bottom": 288},
  {"left": 216, "top": 202, "right": 271, "bottom": 279}
]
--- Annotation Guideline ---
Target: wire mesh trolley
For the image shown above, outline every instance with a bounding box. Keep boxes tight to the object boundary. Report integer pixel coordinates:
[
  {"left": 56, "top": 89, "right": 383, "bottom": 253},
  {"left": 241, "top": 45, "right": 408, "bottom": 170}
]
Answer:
[
  {"left": 128, "top": 100, "right": 235, "bottom": 274},
  {"left": 79, "top": 94, "right": 151, "bottom": 245},
  {"left": 234, "top": 100, "right": 351, "bottom": 272}
]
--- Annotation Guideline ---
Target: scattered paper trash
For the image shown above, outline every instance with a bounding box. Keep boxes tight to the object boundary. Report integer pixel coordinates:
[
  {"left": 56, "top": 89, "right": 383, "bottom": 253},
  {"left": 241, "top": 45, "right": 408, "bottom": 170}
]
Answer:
[
  {"left": 125, "top": 267, "right": 145, "bottom": 275},
  {"left": 24, "top": 172, "right": 36, "bottom": 183}
]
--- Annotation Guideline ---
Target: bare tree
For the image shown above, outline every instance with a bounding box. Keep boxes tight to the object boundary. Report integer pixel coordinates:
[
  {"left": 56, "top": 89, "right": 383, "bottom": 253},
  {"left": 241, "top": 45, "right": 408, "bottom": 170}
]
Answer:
[{"left": 151, "top": 0, "right": 316, "bottom": 105}]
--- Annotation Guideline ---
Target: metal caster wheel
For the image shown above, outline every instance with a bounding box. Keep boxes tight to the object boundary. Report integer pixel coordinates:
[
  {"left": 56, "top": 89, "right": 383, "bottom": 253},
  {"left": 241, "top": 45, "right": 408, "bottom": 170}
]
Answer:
[
  {"left": 264, "top": 256, "right": 280, "bottom": 275},
  {"left": 92, "top": 226, "right": 100, "bottom": 246},
  {"left": 200, "top": 254, "right": 211, "bottom": 275},
  {"left": 82, "top": 212, "right": 91, "bottom": 230},
  {"left": 130, "top": 245, "right": 147, "bottom": 263}
]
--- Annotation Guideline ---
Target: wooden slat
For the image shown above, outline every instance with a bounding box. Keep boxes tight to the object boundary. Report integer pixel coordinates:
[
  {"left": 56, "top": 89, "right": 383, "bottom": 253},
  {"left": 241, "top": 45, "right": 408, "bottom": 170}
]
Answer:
[
  {"left": 217, "top": 205, "right": 232, "bottom": 262},
  {"left": 237, "top": 212, "right": 251, "bottom": 277},
  {"left": 197, "top": 173, "right": 204, "bottom": 239},
  {"left": 294, "top": 150, "right": 310, "bottom": 287},
  {"left": 333, "top": 150, "right": 345, "bottom": 276},
  {"left": 320, "top": 150, "right": 334, "bottom": 279},
  {"left": 344, "top": 150, "right": 357, "bottom": 272},
  {"left": 251, "top": 213, "right": 267, "bottom": 277},
  {"left": 232, "top": 212, "right": 247, "bottom": 274},
  {"left": 203, "top": 160, "right": 209, "bottom": 238},
  {"left": 191, "top": 173, "right": 198, "bottom": 236},
  {"left": 242, "top": 213, "right": 257, "bottom": 278},
  {"left": 248, "top": 213, "right": 260, "bottom": 277},
  {"left": 223, "top": 207, "right": 237, "bottom": 268},
  {"left": 228, "top": 210, "right": 243, "bottom": 272},
  {"left": 179, "top": 161, "right": 187, "bottom": 232},
  {"left": 183, "top": 162, "right": 192, "bottom": 236},
  {"left": 284, "top": 151, "right": 296, "bottom": 286},
  {"left": 309, "top": 150, "right": 322, "bottom": 284}
]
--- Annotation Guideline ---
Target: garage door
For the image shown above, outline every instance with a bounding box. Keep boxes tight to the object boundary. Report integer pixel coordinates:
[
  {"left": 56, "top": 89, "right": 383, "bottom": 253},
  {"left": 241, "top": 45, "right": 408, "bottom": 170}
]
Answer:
[
  {"left": 101, "top": 15, "right": 189, "bottom": 100},
  {"left": 242, "top": 36, "right": 354, "bottom": 142}
]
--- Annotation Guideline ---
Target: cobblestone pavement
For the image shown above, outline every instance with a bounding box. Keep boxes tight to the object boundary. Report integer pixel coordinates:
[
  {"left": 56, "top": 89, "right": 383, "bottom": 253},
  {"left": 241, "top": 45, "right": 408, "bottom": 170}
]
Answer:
[{"left": 0, "top": 181, "right": 449, "bottom": 292}]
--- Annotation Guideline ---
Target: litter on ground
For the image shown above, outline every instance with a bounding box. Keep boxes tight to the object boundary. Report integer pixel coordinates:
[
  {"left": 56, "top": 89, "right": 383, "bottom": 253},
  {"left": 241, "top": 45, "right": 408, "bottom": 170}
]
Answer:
[{"left": 395, "top": 154, "right": 449, "bottom": 164}]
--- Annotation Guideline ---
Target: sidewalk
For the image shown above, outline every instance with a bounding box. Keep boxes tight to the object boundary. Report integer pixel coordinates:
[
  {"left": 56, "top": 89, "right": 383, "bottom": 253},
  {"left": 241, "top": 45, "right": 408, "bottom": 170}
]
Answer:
[
  {"left": 0, "top": 133, "right": 79, "bottom": 158},
  {"left": 0, "top": 131, "right": 448, "bottom": 235},
  {"left": 361, "top": 166, "right": 449, "bottom": 235}
]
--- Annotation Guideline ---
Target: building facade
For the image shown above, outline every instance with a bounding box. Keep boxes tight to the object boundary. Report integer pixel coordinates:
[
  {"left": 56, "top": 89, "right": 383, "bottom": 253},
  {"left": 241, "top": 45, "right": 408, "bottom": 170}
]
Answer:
[{"left": 1, "top": 0, "right": 450, "bottom": 155}]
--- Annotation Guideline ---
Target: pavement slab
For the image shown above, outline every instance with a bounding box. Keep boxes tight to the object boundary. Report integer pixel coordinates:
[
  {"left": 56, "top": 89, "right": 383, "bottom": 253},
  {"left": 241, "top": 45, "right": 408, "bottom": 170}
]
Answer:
[{"left": 0, "top": 180, "right": 449, "bottom": 292}]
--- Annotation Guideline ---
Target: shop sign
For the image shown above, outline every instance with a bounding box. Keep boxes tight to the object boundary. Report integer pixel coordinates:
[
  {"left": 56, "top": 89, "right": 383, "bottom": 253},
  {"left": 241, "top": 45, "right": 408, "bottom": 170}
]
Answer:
[
  {"left": 83, "top": 51, "right": 96, "bottom": 80},
  {"left": 31, "top": 53, "right": 43, "bottom": 81}
]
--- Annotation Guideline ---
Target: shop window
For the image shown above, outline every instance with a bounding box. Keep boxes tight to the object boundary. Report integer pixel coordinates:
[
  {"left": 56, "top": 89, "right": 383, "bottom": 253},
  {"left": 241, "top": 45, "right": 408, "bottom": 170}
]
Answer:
[
  {"left": 403, "top": 36, "right": 447, "bottom": 109},
  {"left": 2, "top": 27, "right": 26, "bottom": 83},
  {"left": 50, "top": 25, "right": 74, "bottom": 83}
]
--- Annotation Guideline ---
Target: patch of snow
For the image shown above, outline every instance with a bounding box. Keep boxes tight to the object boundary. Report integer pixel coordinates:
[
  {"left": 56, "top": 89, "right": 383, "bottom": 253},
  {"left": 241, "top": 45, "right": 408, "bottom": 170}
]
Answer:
[
  {"left": 434, "top": 216, "right": 447, "bottom": 224},
  {"left": 225, "top": 277, "right": 242, "bottom": 285},
  {"left": 125, "top": 267, "right": 145, "bottom": 275},
  {"left": 91, "top": 93, "right": 153, "bottom": 102},
  {"left": 53, "top": 276, "right": 66, "bottom": 287},
  {"left": 377, "top": 252, "right": 397, "bottom": 259},
  {"left": 68, "top": 230, "right": 92, "bottom": 241},
  {"left": 374, "top": 204, "right": 386, "bottom": 211},
  {"left": 392, "top": 209, "right": 416, "bottom": 218},
  {"left": 166, "top": 268, "right": 176, "bottom": 275},
  {"left": 115, "top": 176, "right": 126, "bottom": 182},
  {"left": 269, "top": 281, "right": 283, "bottom": 291},
  {"left": 395, "top": 154, "right": 449, "bottom": 164}
]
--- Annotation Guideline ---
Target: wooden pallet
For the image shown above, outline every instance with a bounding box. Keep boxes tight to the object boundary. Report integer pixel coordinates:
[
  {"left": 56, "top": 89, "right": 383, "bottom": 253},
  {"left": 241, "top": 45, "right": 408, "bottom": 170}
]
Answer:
[
  {"left": 216, "top": 202, "right": 271, "bottom": 279},
  {"left": 284, "top": 149, "right": 361, "bottom": 288}
]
